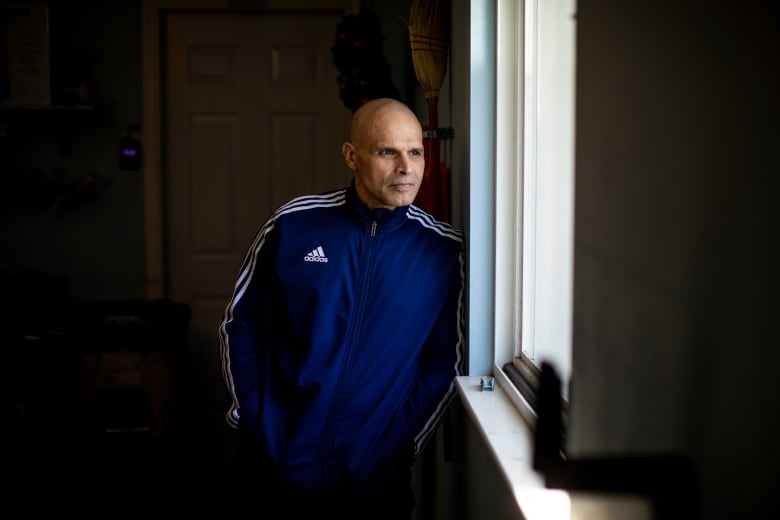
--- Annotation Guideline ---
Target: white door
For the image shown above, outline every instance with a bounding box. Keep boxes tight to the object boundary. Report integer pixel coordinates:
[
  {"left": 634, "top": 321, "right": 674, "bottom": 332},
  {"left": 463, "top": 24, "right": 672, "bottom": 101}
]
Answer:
[{"left": 165, "top": 11, "right": 352, "bottom": 463}]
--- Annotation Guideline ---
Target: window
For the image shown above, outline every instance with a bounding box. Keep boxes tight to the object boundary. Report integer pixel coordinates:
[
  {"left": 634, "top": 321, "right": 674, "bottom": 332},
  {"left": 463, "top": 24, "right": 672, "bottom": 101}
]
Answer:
[
  {"left": 494, "top": 0, "right": 576, "bottom": 416},
  {"left": 453, "top": 0, "right": 577, "bottom": 513}
]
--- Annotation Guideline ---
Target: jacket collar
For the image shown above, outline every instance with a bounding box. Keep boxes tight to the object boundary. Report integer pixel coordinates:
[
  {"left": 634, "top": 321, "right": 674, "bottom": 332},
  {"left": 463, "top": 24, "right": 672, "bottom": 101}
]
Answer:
[{"left": 346, "top": 178, "right": 409, "bottom": 231}]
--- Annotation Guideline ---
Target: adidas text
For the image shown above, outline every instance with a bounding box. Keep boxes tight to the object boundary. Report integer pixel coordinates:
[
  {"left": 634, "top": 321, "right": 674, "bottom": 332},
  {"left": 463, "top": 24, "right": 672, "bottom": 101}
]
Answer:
[{"left": 304, "top": 246, "right": 328, "bottom": 263}]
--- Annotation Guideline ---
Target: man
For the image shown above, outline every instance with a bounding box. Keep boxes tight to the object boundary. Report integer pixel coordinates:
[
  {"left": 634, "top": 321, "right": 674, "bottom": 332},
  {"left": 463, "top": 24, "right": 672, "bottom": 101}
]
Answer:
[{"left": 218, "top": 98, "right": 464, "bottom": 519}]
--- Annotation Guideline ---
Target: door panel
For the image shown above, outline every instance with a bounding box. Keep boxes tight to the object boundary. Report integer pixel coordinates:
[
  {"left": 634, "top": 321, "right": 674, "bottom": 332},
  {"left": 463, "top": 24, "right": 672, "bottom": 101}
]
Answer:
[{"left": 165, "top": 11, "right": 351, "bottom": 463}]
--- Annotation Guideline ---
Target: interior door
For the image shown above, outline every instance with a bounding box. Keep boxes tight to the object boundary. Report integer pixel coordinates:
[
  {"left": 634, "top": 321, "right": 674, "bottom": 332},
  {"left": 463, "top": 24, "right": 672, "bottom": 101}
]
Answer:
[{"left": 165, "top": 10, "right": 352, "bottom": 463}]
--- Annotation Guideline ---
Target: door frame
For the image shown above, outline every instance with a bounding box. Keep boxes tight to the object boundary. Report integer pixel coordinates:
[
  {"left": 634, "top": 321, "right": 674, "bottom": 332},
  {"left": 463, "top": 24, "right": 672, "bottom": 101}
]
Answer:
[{"left": 140, "top": 0, "right": 359, "bottom": 299}]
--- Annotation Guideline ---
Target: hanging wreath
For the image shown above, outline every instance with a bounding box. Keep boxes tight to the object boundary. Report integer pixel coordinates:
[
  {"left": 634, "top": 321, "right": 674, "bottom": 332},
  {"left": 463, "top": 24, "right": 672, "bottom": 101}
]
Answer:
[{"left": 331, "top": 9, "right": 400, "bottom": 113}]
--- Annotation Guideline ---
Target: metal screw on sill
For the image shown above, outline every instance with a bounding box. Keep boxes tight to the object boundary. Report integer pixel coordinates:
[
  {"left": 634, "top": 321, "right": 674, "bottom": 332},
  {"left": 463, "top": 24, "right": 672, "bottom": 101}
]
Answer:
[{"left": 480, "top": 376, "right": 494, "bottom": 391}]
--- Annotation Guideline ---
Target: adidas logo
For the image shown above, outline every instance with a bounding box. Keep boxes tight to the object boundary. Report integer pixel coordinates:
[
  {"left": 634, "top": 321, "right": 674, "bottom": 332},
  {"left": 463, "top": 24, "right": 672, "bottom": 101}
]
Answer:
[{"left": 304, "top": 246, "right": 328, "bottom": 263}]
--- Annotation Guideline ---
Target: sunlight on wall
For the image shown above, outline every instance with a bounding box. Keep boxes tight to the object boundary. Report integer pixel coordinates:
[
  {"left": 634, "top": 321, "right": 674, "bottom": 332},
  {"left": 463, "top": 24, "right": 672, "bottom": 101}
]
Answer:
[{"left": 513, "top": 488, "right": 570, "bottom": 519}]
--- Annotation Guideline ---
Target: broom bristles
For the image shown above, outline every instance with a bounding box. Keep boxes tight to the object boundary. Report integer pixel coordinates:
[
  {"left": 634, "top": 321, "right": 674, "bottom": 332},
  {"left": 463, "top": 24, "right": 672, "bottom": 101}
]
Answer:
[{"left": 409, "top": 0, "right": 450, "bottom": 100}]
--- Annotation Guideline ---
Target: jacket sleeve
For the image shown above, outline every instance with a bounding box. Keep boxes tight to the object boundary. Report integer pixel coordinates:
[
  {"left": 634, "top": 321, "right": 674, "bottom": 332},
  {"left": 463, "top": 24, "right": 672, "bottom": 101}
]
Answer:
[
  {"left": 410, "top": 245, "right": 466, "bottom": 455},
  {"left": 218, "top": 218, "right": 281, "bottom": 430}
]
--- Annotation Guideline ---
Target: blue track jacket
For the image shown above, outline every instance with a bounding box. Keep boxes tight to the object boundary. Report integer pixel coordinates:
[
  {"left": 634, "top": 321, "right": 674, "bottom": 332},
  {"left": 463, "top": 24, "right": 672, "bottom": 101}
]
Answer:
[{"left": 219, "top": 180, "right": 465, "bottom": 492}]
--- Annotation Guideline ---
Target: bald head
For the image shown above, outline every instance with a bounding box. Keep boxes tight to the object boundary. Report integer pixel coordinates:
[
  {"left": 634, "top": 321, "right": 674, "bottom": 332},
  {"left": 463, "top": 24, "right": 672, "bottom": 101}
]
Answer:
[
  {"left": 349, "top": 98, "right": 422, "bottom": 147},
  {"left": 342, "top": 98, "right": 425, "bottom": 210}
]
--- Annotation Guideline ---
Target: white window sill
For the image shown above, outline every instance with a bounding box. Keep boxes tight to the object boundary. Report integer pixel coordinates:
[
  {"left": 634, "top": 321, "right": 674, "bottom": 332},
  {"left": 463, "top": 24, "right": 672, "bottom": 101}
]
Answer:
[{"left": 455, "top": 375, "right": 654, "bottom": 520}]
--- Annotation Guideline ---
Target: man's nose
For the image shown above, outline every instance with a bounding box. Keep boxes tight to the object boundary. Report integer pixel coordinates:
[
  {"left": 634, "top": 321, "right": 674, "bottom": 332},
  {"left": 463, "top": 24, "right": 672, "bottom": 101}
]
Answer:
[{"left": 397, "top": 154, "right": 415, "bottom": 174}]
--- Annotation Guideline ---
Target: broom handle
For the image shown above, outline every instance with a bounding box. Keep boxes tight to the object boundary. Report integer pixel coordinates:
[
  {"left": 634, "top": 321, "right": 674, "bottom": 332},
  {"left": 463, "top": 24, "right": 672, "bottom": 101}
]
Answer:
[
  {"left": 427, "top": 97, "right": 450, "bottom": 222},
  {"left": 426, "top": 99, "right": 440, "bottom": 174}
]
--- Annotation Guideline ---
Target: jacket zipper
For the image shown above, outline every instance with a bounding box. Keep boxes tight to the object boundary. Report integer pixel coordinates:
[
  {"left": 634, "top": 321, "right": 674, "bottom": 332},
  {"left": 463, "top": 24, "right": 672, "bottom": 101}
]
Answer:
[{"left": 314, "top": 219, "right": 378, "bottom": 484}]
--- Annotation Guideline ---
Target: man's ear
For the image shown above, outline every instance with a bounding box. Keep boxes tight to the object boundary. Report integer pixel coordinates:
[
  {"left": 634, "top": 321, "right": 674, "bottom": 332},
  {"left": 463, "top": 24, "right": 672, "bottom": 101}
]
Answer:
[{"left": 342, "top": 142, "right": 357, "bottom": 171}]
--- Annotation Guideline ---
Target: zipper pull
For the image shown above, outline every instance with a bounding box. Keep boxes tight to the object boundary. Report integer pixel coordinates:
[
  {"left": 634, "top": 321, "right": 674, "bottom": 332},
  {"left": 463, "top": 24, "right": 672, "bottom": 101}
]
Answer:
[{"left": 371, "top": 221, "right": 377, "bottom": 237}]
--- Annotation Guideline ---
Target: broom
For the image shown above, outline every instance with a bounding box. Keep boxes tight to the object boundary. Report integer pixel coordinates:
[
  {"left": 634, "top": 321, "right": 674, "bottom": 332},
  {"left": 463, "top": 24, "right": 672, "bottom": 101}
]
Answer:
[{"left": 409, "top": 0, "right": 450, "bottom": 221}]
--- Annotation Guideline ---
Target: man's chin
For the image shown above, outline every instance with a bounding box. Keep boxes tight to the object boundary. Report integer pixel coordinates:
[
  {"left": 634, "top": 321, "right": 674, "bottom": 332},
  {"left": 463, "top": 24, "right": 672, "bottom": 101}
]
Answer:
[
  {"left": 391, "top": 189, "right": 419, "bottom": 207},
  {"left": 396, "top": 195, "right": 418, "bottom": 208}
]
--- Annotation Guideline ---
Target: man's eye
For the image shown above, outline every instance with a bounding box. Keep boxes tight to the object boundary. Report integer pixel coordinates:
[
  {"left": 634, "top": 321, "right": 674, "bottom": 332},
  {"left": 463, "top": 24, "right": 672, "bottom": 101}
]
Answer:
[
  {"left": 410, "top": 149, "right": 423, "bottom": 157},
  {"left": 379, "top": 149, "right": 394, "bottom": 156}
]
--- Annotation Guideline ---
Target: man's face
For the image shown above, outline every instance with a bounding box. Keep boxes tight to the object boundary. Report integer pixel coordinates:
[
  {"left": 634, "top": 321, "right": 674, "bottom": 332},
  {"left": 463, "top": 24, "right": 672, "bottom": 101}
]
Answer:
[{"left": 343, "top": 107, "right": 425, "bottom": 210}]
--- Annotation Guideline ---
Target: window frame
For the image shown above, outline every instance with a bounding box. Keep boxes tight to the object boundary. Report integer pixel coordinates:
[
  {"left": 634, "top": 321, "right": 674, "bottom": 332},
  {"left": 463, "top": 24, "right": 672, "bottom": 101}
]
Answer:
[{"left": 493, "top": 0, "right": 576, "bottom": 421}]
